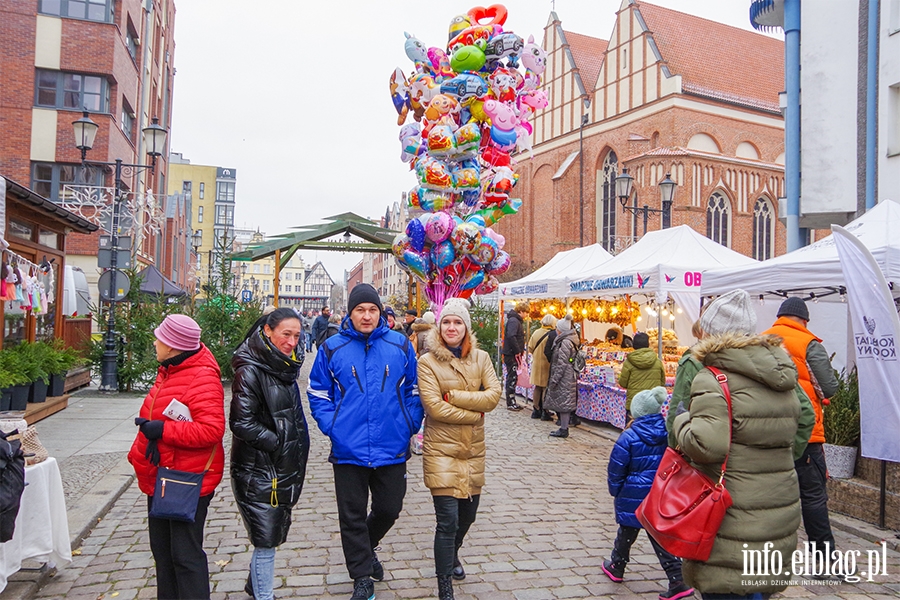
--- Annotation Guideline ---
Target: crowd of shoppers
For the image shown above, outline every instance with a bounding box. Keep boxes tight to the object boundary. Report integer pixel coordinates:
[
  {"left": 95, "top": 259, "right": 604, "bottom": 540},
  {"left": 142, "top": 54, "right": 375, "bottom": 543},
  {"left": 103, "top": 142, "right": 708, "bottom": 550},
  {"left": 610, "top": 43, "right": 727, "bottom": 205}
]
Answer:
[{"left": 129, "top": 287, "right": 845, "bottom": 600}]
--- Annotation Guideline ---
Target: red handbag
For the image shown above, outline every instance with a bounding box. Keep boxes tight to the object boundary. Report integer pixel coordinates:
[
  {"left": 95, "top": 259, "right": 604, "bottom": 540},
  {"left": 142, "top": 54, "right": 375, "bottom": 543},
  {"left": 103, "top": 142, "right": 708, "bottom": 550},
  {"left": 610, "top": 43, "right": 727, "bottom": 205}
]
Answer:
[{"left": 635, "top": 366, "right": 734, "bottom": 561}]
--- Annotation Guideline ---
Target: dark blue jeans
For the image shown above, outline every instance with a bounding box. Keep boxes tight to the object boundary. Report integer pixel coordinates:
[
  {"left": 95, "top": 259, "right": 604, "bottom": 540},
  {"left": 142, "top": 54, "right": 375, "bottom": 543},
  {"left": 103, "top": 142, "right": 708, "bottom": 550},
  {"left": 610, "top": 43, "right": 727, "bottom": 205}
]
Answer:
[{"left": 433, "top": 495, "right": 480, "bottom": 576}]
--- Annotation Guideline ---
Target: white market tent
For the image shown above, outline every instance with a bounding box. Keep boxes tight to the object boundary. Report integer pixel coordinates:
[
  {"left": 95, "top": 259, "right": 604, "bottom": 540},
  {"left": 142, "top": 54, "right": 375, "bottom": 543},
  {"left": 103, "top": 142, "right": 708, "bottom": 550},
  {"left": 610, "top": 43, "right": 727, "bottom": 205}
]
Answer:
[
  {"left": 567, "top": 225, "right": 758, "bottom": 342},
  {"left": 700, "top": 199, "right": 900, "bottom": 371},
  {"left": 499, "top": 243, "right": 613, "bottom": 300},
  {"left": 702, "top": 199, "right": 900, "bottom": 299}
]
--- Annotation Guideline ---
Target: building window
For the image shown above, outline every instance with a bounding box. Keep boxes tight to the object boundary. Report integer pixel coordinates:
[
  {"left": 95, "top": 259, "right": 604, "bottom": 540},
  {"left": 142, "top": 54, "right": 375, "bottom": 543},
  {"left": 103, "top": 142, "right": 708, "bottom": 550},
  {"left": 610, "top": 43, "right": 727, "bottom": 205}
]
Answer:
[
  {"left": 263, "top": 280, "right": 270, "bottom": 292},
  {"left": 253, "top": 264, "right": 259, "bottom": 274},
  {"left": 199, "top": 182, "right": 205, "bottom": 199},
  {"left": 284, "top": 272, "right": 292, "bottom": 281},
  {"left": 706, "top": 192, "right": 731, "bottom": 247},
  {"left": 35, "top": 69, "right": 109, "bottom": 112},
  {"left": 121, "top": 103, "right": 135, "bottom": 142},
  {"left": 182, "top": 180, "right": 192, "bottom": 197},
  {"left": 295, "top": 285, "right": 302, "bottom": 292},
  {"left": 215, "top": 205, "right": 234, "bottom": 226},
  {"left": 216, "top": 181, "right": 235, "bottom": 202},
  {"left": 197, "top": 205, "right": 204, "bottom": 223},
  {"left": 125, "top": 28, "right": 139, "bottom": 61},
  {"left": 600, "top": 151, "right": 618, "bottom": 251},
  {"left": 39, "top": 0, "right": 113, "bottom": 23},
  {"left": 264, "top": 264, "right": 271, "bottom": 274},
  {"left": 31, "top": 162, "right": 103, "bottom": 202},
  {"left": 752, "top": 197, "right": 774, "bottom": 261}
]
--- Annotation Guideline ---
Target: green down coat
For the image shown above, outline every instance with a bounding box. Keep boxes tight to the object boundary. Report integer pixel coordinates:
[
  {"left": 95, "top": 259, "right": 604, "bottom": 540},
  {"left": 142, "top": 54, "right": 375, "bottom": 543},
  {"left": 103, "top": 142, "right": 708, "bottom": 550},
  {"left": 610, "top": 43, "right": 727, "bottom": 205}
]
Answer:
[
  {"left": 673, "top": 333, "right": 803, "bottom": 596},
  {"left": 617, "top": 347, "right": 666, "bottom": 410}
]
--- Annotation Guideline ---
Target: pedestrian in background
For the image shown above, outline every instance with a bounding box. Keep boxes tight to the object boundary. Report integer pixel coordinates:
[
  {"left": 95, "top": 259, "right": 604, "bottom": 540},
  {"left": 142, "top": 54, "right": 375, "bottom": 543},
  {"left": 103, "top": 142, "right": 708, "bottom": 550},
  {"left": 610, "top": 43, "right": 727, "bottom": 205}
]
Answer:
[
  {"left": 544, "top": 315, "right": 579, "bottom": 438},
  {"left": 409, "top": 311, "right": 437, "bottom": 357},
  {"left": 666, "top": 319, "right": 705, "bottom": 447},
  {"left": 308, "top": 284, "right": 424, "bottom": 600},
  {"left": 762, "top": 297, "right": 841, "bottom": 575},
  {"left": 384, "top": 306, "right": 405, "bottom": 333},
  {"left": 325, "top": 312, "right": 342, "bottom": 341},
  {"left": 417, "top": 298, "right": 501, "bottom": 600},
  {"left": 301, "top": 310, "right": 314, "bottom": 353},
  {"left": 128, "top": 314, "right": 225, "bottom": 600},
  {"left": 230, "top": 308, "right": 310, "bottom": 600},
  {"left": 501, "top": 303, "right": 529, "bottom": 410},
  {"left": 312, "top": 306, "right": 330, "bottom": 349},
  {"left": 673, "top": 290, "right": 803, "bottom": 599},
  {"left": 618, "top": 332, "right": 666, "bottom": 419},
  {"left": 602, "top": 386, "right": 693, "bottom": 600},
  {"left": 527, "top": 314, "right": 557, "bottom": 420},
  {"left": 403, "top": 308, "right": 418, "bottom": 336}
]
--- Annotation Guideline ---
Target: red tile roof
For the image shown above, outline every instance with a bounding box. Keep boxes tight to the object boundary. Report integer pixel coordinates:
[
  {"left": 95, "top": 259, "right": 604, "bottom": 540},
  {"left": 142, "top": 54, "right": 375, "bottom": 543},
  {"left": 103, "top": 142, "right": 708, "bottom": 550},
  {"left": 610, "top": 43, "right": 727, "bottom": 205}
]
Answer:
[
  {"left": 562, "top": 30, "right": 608, "bottom": 92},
  {"left": 637, "top": 2, "right": 784, "bottom": 112}
]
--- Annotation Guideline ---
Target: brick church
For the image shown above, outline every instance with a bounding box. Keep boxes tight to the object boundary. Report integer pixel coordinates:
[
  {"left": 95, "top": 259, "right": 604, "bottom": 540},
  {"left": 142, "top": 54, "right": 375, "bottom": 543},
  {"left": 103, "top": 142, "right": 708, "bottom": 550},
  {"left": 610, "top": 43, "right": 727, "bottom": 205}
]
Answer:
[{"left": 495, "top": 0, "right": 786, "bottom": 279}]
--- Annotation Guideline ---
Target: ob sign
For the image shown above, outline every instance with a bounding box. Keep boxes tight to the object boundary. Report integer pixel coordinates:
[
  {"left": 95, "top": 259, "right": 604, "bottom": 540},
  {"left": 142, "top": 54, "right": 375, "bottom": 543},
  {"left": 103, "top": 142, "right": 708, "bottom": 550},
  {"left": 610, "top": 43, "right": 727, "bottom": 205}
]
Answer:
[{"left": 684, "top": 272, "right": 702, "bottom": 287}]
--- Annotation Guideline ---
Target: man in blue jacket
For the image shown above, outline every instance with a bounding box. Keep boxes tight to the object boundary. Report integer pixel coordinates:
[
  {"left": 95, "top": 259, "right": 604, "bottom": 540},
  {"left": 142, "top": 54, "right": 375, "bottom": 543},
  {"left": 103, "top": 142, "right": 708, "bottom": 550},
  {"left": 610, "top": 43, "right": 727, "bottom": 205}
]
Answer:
[
  {"left": 308, "top": 283, "right": 423, "bottom": 600},
  {"left": 311, "top": 305, "right": 330, "bottom": 349}
]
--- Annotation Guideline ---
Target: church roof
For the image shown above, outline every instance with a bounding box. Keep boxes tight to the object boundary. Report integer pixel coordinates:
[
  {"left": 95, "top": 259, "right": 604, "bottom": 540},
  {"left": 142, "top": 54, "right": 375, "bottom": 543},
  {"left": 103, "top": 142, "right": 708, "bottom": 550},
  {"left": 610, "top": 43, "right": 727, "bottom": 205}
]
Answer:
[
  {"left": 636, "top": 1, "right": 783, "bottom": 112},
  {"left": 562, "top": 30, "right": 608, "bottom": 93}
]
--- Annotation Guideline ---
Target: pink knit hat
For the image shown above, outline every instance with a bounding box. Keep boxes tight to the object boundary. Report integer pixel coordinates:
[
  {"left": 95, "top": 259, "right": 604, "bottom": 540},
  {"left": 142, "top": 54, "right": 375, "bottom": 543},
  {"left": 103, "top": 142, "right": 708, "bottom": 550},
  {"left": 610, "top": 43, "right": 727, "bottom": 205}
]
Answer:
[{"left": 154, "top": 314, "right": 202, "bottom": 351}]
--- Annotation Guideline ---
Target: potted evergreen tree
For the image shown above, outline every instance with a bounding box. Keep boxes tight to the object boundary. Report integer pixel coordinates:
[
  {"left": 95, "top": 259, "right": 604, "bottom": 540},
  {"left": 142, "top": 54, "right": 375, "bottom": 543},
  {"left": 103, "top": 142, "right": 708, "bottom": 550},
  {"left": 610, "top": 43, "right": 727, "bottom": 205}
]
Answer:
[
  {"left": 16, "top": 343, "right": 51, "bottom": 404},
  {"left": 46, "top": 340, "right": 81, "bottom": 397},
  {"left": 0, "top": 349, "right": 32, "bottom": 411},
  {"left": 822, "top": 367, "right": 860, "bottom": 479}
]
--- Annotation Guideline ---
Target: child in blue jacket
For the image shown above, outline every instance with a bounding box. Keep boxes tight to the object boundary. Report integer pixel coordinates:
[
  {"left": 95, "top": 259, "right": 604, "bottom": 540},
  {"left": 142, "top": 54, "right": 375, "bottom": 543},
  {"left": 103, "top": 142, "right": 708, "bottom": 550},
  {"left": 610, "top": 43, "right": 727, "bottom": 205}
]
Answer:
[{"left": 603, "top": 386, "right": 694, "bottom": 600}]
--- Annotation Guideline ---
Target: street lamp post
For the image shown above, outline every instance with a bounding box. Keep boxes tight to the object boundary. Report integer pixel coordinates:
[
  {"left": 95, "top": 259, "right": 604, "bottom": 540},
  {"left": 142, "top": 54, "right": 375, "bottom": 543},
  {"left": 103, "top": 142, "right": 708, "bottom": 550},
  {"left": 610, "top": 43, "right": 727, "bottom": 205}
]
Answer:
[
  {"left": 616, "top": 168, "right": 677, "bottom": 236},
  {"left": 578, "top": 111, "right": 590, "bottom": 247},
  {"left": 73, "top": 111, "right": 167, "bottom": 392}
]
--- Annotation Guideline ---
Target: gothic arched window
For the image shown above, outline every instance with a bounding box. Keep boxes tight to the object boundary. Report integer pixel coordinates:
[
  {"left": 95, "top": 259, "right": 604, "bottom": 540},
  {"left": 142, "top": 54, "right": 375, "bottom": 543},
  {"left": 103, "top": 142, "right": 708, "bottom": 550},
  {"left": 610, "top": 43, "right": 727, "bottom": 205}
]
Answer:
[
  {"left": 753, "top": 197, "right": 774, "bottom": 260},
  {"left": 706, "top": 192, "right": 731, "bottom": 247},
  {"left": 600, "top": 151, "right": 618, "bottom": 251}
]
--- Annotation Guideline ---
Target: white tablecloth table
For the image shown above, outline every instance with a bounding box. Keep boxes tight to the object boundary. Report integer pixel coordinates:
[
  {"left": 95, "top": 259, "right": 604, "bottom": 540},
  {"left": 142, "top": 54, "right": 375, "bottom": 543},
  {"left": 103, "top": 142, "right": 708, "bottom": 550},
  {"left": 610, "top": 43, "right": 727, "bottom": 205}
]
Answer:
[{"left": 0, "top": 457, "right": 71, "bottom": 591}]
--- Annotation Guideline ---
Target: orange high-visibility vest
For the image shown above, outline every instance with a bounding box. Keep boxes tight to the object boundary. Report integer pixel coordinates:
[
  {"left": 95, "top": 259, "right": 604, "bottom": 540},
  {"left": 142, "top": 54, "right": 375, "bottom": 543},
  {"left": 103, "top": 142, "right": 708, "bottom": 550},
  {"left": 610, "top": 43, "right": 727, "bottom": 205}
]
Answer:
[{"left": 764, "top": 316, "right": 826, "bottom": 444}]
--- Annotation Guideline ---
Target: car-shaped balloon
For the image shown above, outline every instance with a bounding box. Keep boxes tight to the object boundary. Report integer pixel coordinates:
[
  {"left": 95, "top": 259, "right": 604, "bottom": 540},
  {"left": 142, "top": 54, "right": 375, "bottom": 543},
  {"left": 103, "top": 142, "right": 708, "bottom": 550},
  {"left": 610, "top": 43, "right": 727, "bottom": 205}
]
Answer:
[
  {"left": 440, "top": 73, "right": 487, "bottom": 101},
  {"left": 485, "top": 33, "right": 523, "bottom": 62}
]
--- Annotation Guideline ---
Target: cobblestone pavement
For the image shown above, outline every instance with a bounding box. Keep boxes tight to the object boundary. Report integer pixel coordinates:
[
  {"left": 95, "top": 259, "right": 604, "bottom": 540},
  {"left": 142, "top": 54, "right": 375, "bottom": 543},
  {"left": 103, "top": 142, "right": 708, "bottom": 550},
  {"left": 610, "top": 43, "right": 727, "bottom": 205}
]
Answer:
[{"left": 35, "top": 358, "right": 900, "bottom": 600}]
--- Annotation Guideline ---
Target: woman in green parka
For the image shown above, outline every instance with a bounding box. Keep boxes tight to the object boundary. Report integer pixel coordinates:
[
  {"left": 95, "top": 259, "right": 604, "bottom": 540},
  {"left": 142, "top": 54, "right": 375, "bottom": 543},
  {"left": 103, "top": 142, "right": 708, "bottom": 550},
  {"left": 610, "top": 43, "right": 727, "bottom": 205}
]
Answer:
[{"left": 672, "top": 290, "right": 810, "bottom": 599}]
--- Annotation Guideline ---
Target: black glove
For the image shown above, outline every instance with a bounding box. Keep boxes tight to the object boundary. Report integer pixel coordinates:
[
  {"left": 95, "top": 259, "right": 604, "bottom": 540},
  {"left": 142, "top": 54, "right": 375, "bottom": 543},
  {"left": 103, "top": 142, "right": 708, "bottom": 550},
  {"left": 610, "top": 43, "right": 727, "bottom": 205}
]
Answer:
[
  {"left": 134, "top": 417, "right": 148, "bottom": 427},
  {"left": 139, "top": 420, "right": 165, "bottom": 441},
  {"left": 145, "top": 439, "right": 160, "bottom": 466}
]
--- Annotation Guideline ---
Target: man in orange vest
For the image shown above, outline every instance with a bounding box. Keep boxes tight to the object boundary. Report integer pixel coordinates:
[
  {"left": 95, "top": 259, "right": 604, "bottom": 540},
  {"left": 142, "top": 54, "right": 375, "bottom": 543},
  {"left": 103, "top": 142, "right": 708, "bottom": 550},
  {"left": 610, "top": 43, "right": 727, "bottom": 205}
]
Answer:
[{"left": 764, "top": 297, "right": 840, "bottom": 574}]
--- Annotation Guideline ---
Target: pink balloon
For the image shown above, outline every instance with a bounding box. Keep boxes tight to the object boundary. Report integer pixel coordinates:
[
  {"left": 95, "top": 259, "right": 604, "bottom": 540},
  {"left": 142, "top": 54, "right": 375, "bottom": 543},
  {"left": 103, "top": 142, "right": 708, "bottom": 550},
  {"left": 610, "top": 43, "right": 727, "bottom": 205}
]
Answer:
[
  {"left": 484, "top": 227, "right": 506, "bottom": 249},
  {"left": 425, "top": 212, "right": 453, "bottom": 243}
]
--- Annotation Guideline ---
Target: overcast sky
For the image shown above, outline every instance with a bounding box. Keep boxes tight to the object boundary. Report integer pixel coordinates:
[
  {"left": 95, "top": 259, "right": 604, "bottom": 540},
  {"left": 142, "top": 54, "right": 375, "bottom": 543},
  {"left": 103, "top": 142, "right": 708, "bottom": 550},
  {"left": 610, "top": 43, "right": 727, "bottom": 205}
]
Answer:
[{"left": 168, "top": 0, "right": 778, "bottom": 281}]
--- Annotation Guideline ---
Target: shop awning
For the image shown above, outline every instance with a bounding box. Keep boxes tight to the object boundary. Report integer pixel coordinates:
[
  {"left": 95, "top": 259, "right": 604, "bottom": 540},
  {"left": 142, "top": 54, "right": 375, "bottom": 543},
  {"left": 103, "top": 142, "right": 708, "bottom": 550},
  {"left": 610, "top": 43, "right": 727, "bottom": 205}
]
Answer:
[{"left": 499, "top": 244, "right": 613, "bottom": 300}]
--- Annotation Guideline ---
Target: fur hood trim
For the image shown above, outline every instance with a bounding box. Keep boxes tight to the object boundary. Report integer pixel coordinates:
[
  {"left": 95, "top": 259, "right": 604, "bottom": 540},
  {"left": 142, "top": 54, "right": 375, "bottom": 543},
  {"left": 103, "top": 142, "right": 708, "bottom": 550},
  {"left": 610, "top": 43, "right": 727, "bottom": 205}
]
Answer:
[
  {"left": 411, "top": 321, "right": 434, "bottom": 333},
  {"left": 426, "top": 327, "right": 479, "bottom": 362},
  {"left": 691, "top": 332, "right": 784, "bottom": 363}
]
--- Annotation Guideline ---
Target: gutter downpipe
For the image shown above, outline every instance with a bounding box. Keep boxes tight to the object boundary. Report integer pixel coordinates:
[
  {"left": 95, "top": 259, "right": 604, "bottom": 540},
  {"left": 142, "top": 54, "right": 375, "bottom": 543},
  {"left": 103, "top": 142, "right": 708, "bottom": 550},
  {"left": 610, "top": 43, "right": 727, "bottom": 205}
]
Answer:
[
  {"left": 865, "top": 0, "right": 879, "bottom": 210},
  {"left": 784, "top": 0, "right": 804, "bottom": 251}
]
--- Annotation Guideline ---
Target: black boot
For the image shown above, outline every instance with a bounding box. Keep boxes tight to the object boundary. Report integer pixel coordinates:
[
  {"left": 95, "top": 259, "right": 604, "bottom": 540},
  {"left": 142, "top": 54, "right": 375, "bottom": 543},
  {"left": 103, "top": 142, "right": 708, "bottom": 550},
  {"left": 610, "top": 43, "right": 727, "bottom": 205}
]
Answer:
[
  {"left": 549, "top": 427, "right": 569, "bottom": 438},
  {"left": 437, "top": 574, "right": 454, "bottom": 600},
  {"left": 244, "top": 573, "right": 254, "bottom": 598},
  {"left": 530, "top": 408, "right": 542, "bottom": 419},
  {"left": 570, "top": 414, "right": 582, "bottom": 427},
  {"left": 602, "top": 558, "right": 626, "bottom": 582},
  {"left": 540, "top": 410, "right": 553, "bottom": 421}
]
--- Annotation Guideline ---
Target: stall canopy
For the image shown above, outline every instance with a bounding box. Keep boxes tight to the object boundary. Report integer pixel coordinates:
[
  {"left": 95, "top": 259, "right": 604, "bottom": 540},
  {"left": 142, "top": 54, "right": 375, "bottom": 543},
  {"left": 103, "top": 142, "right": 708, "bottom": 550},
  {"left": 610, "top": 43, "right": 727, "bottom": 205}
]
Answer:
[
  {"left": 702, "top": 199, "right": 900, "bottom": 300},
  {"left": 567, "top": 225, "right": 757, "bottom": 299},
  {"left": 499, "top": 244, "right": 614, "bottom": 300},
  {"left": 567, "top": 225, "right": 757, "bottom": 345},
  {"left": 138, "top": 265, "right": 187, "bottom": 298}
]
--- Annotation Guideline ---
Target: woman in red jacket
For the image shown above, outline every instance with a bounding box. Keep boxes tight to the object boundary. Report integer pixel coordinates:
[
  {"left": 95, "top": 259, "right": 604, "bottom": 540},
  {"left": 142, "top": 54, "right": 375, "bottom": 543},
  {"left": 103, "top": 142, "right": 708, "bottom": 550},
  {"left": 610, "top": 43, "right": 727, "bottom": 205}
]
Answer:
[{"left": 128, "top": 314, "right": 225, "bottom": 600}]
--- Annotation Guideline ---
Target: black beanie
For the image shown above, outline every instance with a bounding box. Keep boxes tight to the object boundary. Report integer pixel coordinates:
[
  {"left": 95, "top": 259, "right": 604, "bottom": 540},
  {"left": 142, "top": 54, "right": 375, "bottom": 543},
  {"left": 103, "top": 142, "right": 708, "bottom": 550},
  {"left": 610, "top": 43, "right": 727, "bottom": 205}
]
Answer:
[
  {"left": 348, "top": 283, "right": 383, "bottom": 314},
  {"left": 777, "top": 297, "right": 810, "bottom": 321},
  {"left": 633, "top": 332, "right": 650, "bottom": 349}
]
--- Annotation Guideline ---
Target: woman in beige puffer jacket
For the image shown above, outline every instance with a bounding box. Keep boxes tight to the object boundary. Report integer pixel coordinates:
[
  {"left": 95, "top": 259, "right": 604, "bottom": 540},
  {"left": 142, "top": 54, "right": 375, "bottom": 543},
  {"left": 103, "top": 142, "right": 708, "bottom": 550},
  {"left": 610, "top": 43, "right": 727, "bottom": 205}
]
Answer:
[{"left": 417, "top": 299, "right": 501, "bottom": 600}]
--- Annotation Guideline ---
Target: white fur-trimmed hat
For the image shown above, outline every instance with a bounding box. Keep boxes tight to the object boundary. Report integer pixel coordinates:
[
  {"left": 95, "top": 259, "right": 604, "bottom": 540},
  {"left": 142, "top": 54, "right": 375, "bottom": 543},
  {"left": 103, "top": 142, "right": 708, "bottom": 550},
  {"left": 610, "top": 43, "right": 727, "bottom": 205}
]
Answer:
[{"left": 440, "top": 298, "right": 472, "bottom": 332}]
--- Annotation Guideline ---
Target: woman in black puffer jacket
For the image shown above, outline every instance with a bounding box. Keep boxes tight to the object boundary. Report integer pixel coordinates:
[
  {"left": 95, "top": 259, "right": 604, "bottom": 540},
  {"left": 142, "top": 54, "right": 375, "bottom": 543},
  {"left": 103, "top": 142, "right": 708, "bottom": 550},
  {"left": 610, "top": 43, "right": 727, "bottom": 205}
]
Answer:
[{"left": 231, "top": 308, "right": 309, "bottom": 600}]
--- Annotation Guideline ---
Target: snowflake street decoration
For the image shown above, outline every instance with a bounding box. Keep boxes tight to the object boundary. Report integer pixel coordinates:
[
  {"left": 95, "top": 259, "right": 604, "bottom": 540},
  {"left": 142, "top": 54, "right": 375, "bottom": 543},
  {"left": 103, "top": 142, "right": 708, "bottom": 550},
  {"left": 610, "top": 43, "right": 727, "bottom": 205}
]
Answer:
[{"left": 60, "top": 185, "right": 167, "bottom": 239}]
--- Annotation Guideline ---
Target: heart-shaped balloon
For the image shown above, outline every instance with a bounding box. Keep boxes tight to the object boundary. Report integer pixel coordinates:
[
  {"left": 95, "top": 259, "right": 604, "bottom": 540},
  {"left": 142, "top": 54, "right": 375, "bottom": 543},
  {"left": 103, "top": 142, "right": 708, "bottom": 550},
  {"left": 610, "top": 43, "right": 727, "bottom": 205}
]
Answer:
[
  {"left": 403, "top": 249, "right": 430, "bottom": 279},
  {"left": 484, "top": 227, "right": 505, "bottom": 249},
  {"left": 426, "top": 212, "right": 454, "bottom": 243},
  {"left": 459, "top": 269, "right": 485, "bottom": 291},
  {"left": 431, "top": 239, "right": 456, "bottom": 268},
  {"left": 406, "top": 218, "right": 427, "bottom": 252}
]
